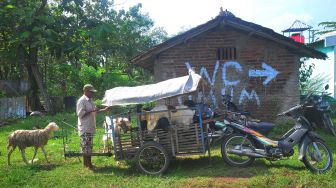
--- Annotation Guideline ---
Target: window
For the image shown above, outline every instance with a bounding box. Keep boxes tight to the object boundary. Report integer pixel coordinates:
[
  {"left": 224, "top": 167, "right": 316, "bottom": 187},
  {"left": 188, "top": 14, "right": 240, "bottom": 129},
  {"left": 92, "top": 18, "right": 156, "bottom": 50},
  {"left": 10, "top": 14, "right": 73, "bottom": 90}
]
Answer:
[{"left": 216, "top": 47, "right": 237, "bottom": 60}]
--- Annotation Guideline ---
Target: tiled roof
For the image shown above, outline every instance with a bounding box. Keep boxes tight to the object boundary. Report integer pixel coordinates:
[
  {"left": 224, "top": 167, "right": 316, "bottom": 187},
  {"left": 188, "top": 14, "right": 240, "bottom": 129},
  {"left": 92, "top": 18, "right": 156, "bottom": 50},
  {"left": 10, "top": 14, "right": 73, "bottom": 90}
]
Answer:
[{"left": 130, "top": 10, "right": 326, "bottom": 67}]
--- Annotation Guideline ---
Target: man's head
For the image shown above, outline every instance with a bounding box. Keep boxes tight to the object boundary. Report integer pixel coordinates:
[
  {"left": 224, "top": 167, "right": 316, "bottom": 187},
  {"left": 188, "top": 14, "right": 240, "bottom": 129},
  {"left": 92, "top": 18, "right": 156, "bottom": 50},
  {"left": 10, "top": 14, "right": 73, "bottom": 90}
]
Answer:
[{"left": 83, "top": 84, "right": 97, "bottom": 98}]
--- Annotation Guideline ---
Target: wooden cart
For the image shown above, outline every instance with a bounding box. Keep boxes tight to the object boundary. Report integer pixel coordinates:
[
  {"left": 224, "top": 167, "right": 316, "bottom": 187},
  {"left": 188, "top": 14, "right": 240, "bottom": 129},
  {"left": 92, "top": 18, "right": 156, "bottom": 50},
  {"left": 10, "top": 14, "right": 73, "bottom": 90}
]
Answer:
[{"left": 110, "top": 107, "right": 217, "bottom": 175}]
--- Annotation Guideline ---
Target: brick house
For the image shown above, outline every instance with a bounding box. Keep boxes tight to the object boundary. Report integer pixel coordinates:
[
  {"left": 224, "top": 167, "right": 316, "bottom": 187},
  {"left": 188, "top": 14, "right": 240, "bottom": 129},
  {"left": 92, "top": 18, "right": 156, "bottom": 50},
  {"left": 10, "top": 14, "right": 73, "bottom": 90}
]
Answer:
[{"left": 130, "top": 10, "right": 326, "bottom": 121}]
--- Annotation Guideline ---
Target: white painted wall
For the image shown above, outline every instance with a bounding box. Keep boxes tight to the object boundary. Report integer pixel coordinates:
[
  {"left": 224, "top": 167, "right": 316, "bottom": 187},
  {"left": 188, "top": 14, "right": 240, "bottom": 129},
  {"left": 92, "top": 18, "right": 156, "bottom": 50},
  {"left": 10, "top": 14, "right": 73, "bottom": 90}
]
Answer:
[{"left": 306, "top": 50, "right": 335, "bottom": 97}]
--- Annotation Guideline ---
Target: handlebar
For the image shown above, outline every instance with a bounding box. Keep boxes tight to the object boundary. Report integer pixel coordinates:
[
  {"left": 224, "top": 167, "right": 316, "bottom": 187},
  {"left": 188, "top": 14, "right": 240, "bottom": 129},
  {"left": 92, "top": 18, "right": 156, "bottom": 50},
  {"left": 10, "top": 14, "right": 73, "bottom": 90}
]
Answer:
[{"left": 277, "top": 113, "right": 285, "bottom": 116}]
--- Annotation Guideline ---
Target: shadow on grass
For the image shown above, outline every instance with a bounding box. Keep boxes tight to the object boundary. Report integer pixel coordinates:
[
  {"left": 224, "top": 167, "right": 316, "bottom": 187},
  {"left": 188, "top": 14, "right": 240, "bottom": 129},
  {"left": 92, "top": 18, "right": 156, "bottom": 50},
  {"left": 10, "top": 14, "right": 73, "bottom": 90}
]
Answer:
[
  {"left": 93, "top": 155, "right": 266, "bottom": 178},
  {"left": 173, "top": 157, "right": 309, "bottom": 177},
  {"left": 265, "top": 161, "right": 306, "bottom": 171},
  {"left": 29, "top": 163, "right": 61, "bottom": 171},
  {"left": 90, "top": 154, "right": 309, "bottom": 178},
  {"left": 164, "top": 156, "right": 267, "bottom": 178},
  {"left": 93, "top": 163, "right": 140, "bottom": 176}
]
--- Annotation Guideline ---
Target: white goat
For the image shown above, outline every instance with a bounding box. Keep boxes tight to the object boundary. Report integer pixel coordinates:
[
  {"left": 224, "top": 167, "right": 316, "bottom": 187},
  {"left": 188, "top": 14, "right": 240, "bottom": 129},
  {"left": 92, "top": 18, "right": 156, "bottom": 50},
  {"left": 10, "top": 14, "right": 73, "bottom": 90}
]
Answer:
[
  {"left": 140, "top": 105, "right": 195, "bottom": 131},
  {"left": 102, "top": 117, "right": 131, "bottom": 153},
  {"left": 171, "top": 105, "right": 195, "bottom": 126},
  {"left": 7, "top": 122, "right": 59, "bottom": 165}
]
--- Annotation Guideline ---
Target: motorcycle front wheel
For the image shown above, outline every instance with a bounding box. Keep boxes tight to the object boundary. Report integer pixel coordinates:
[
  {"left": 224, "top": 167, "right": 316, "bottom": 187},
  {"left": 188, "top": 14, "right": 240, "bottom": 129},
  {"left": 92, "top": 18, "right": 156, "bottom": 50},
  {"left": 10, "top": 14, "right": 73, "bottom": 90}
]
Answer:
[
  {"left": 302, "top": 139, "right": 332, "bottom": 173},
  {"left": 221, "top": 133, "right": 256, "bottom": 167}
]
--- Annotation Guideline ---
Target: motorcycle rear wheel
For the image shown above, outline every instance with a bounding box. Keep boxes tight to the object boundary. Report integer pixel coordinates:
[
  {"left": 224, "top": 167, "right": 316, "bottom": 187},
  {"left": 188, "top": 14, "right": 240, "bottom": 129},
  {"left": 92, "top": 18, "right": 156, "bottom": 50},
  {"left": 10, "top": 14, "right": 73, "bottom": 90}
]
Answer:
[
  {"left": 221, "top": 133, "right": 256, "bottom": 167},
  {"left": 302, "top": 139, "right": 332, "bottom": 173}
]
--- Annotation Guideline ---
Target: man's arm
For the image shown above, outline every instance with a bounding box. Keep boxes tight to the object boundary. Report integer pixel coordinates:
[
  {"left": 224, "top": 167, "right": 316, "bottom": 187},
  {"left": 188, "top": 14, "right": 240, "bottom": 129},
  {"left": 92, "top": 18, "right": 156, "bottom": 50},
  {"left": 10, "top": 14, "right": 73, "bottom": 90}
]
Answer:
[
  {"left": 96, "top": 106, "right": 112, "bottom": 113},
  {"left": 77, "top": 101, "right": 87, "bottom": 118}
]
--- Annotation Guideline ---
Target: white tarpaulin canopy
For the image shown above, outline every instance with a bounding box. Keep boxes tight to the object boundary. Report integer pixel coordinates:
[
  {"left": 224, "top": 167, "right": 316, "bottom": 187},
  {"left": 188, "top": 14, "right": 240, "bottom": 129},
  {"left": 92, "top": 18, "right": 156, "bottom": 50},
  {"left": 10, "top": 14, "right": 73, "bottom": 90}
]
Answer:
[{"left": 102, "top": 71, "right": 203, "bottom": 106}]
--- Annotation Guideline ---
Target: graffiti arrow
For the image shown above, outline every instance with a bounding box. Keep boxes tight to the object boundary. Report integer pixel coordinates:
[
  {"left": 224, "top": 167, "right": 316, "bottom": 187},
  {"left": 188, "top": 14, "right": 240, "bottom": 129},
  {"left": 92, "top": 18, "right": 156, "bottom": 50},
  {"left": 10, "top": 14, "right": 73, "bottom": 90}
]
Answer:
[{"left": 248, "top": 63, "right": 279, "bottom": 85}]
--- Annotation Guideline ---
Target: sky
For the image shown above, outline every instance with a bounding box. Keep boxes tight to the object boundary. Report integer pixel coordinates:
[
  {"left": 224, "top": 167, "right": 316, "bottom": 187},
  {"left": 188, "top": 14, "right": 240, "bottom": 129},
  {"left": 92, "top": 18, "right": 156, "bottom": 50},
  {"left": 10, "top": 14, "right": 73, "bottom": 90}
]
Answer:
[{"left": 114, "top": 0, "right": 336, "bottom": 36}]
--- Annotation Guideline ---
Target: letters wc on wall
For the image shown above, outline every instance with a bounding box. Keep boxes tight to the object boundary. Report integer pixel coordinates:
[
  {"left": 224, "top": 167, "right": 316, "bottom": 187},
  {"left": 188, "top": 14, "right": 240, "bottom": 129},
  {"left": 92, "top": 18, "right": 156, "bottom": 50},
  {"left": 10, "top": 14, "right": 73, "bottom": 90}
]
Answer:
[{"left": 184, "top": 61, "right": 279, "bottom": 107}]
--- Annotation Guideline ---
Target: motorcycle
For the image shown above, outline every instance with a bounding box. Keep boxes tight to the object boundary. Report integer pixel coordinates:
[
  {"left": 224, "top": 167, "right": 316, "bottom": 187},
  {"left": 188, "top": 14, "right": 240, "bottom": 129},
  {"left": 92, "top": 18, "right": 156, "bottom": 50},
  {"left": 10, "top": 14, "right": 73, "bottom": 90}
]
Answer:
[
  {"left": 221, "top": 95, "right": 275, "bottom": 136},
  {"left": 220, "top": 90, "right": 333, "bottom": 173},
  {"left": 187, "top": 96, "right": 275, "bottom": 144},
  {"left": 301, "top": 84, "right": 336, "bottom": 136}
]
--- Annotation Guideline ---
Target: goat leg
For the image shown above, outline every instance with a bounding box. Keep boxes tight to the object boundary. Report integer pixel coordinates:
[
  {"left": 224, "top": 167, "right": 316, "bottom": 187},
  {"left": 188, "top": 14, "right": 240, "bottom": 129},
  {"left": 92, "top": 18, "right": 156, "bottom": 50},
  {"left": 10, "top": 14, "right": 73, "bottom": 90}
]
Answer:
[
  {"left": 31, "top": 147, "right": 38, "bottom": 164},
  {"left": 7, "top": 146, "right": 16, "bottom": 166},
  {"left": 20, "top": 149, "right": 29, "bottom": 165},
  {"left": 41, "top": 147, "right": 50, "bottom": 163}
]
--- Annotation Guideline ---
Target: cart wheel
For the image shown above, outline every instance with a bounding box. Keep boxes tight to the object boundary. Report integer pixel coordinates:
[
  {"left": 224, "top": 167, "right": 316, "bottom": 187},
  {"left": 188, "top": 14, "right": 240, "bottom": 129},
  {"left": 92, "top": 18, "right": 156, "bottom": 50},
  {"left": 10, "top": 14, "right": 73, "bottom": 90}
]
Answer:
[{"left": 135, "top": 141, "right": 170, "bottom": 175}]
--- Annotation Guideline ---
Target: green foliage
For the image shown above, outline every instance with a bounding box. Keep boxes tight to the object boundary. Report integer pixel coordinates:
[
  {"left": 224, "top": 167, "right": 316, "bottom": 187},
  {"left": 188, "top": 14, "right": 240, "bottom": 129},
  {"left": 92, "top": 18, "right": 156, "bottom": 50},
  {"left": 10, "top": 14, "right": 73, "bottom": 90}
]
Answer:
[
  {"left": 323, "top": 95, "right": 336, "bottom": 117},
  {"left": 316, "top": 21, "right": 336, "bottom": 36},
  {"left": 299, "top": 58, "right": 314, "bottom": 93},
  {"left": 301, "top": 73, "right": 330, "bottom": 95},
  {"left": 0, "top": 0, "right": 167, "bottom": 109},
  {"left": 79, "top": 64, "right": 105, "bottom": 92},
  {"left": 94, "top": 99, "right": 103, "bottom": 107},
  {"left": 141, "top": 102, "right": 156, "bottom": 110},
  {"left": 45, "top": 63, "right": 80, "bottom": 97},
  {"left": 0, "top": 90, "right": 6, "bottom": 98}
]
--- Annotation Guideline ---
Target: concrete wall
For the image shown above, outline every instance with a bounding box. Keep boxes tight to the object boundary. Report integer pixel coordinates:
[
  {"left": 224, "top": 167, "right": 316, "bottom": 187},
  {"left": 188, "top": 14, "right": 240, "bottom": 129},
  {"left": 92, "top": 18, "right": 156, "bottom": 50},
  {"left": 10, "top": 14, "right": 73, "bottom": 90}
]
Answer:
[
  {"left": 0, "top": 80, "right": 28, "bottom": 96},
  {"left": 306, "top": 35, "right": 336, "bottom": 97},
  {"left": 0, "top": 97, "right": 26, "bottom": 119},
  {"left": 153, "top": 25, "right": 300, "bottom": 121},
  {"left": 306, "top": 51, "right": 334, "bottom": 96}
]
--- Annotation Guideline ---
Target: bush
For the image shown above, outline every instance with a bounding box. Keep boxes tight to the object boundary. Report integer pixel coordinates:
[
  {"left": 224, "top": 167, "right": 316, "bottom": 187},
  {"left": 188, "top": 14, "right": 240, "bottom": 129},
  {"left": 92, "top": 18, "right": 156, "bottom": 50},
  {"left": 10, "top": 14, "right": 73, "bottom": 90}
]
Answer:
[
  {"left": 0, "top": 91, "right": 6, "bottom": 98},
  {"left": 78, "top": 64, "right": 105, "bottom": 96},
  {"left": 46, "top": 63, "right": 81, "bottom": 97},
  {"left": 324, "top": 95, "right": 336, "bottom": 116}
]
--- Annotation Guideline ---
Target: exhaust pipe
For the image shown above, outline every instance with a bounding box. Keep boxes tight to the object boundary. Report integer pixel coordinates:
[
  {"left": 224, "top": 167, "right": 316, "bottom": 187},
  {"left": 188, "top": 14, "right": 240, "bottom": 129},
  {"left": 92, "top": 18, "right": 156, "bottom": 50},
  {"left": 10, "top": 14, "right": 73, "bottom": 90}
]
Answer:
[{"left": 227, "top": 149, "right": 266, "bottom": 158}]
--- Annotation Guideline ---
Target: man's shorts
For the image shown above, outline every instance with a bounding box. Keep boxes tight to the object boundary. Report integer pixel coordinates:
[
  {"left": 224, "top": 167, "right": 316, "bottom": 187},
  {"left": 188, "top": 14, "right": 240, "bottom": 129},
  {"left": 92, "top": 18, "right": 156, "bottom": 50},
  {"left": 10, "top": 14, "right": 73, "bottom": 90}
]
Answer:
[{"left": 80, "top": 133, "right": 94, "bottom": 156}]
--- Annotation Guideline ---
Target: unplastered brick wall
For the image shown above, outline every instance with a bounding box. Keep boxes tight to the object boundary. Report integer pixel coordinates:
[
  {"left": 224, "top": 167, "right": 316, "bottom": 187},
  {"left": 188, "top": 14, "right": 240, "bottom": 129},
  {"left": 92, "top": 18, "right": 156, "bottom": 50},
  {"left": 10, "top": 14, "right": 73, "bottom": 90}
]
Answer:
[{"left": 154, "top": 25, "right": 300, "bottom": 121}]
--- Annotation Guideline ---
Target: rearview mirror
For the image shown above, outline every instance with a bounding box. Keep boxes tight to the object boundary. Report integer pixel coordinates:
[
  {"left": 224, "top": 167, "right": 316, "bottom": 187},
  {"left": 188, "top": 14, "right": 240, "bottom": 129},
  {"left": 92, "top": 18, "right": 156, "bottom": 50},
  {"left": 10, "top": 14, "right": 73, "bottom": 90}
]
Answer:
[{"left": 325, "top": 84, "right": 329, "bottom": 90}]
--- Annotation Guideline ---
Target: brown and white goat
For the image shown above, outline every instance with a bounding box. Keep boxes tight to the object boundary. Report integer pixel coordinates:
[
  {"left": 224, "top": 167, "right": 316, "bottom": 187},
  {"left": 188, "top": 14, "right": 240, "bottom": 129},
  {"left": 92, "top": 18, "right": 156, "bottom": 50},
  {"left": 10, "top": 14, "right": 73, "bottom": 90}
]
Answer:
[
  {"left": 102, "top": 117, "right": 131, "bottom": 153},
  {"left": 7, "top": 122, "right": 59, "bottom": 165}
]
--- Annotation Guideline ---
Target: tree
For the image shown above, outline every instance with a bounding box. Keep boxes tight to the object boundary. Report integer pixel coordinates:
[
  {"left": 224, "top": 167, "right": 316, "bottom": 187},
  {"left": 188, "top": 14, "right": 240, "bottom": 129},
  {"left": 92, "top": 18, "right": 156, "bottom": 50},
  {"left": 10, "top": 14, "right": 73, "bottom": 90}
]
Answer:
[
  {"left": 299, "top": 58, "right": 314, "bottom": 93},
  {"left": 1, "top": 0, "right": 168, "bottom": 113},
  {"left": 0, "top": 0, "right": 57, "bottom": 113},
  {"left": 317, "top": 22, "right": 336, "bottom": 36}
]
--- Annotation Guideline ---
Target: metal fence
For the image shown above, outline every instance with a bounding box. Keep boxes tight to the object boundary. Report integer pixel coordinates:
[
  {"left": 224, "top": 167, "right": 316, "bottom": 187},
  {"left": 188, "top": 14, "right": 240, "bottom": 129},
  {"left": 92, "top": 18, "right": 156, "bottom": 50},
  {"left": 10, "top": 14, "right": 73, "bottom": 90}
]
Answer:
[{"left": 0, "top": 97, "right": 26, "bottom": 119}]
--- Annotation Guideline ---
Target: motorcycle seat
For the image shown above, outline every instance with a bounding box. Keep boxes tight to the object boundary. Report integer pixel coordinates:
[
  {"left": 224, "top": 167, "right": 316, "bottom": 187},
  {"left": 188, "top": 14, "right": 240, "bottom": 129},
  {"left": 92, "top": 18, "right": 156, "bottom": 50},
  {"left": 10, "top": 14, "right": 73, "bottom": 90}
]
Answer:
[{"left": 246, "top": 121, "right": 275, "bottom": 135}]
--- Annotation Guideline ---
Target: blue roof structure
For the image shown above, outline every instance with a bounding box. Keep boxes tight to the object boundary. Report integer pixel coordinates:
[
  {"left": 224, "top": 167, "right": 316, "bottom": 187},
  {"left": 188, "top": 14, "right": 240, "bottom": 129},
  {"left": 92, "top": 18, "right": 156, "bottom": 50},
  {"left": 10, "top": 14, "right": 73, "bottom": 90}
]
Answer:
[{"left": 282, "top": 20, "right": 313, "bottom": 32}]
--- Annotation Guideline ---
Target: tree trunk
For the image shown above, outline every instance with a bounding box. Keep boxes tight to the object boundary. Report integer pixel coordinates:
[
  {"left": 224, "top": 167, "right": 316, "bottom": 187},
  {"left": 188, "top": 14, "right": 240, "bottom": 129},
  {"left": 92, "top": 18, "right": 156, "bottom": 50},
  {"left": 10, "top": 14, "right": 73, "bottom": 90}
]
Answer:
[
  {"left": 26, "top": 64, "right": 42, "bottom": 111},
  {"left": 104, "top": 55, "right": 109, "bottom": 88},
  {"left": 28, "top": 47, "right": 55, "bottom": 114},
  {"left": 19, "top": 45, "right": 41, "bottom": 112}
]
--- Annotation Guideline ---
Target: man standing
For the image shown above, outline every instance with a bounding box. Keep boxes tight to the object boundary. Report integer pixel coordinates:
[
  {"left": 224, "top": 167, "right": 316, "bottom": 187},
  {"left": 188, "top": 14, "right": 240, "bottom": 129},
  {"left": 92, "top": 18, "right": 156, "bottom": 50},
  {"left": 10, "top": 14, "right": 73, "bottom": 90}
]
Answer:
[{"left": 76, "top": 84, "right": 110, "bottom": 170}]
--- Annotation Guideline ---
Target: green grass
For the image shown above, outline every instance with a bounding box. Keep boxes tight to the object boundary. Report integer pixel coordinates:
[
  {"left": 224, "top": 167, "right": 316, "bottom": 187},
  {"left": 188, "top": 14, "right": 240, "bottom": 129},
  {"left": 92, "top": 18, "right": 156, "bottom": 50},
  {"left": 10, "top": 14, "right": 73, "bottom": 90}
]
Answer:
[{"left": 0, "top": 113, "right": 335, "bottom": 188}]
